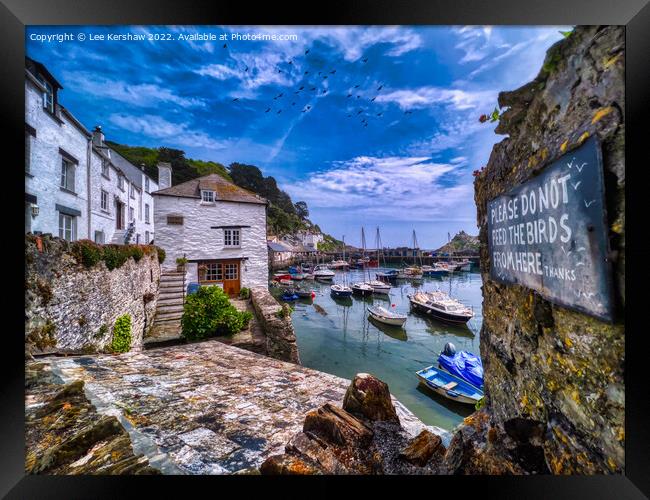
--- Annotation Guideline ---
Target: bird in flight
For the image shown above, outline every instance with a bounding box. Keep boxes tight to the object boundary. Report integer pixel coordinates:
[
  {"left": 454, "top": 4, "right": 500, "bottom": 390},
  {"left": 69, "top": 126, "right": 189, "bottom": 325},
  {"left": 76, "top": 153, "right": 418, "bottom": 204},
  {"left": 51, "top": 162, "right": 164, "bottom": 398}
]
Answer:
[
  {"left": 376, "top": 112, "right": 383, "bottom": 116},
  {"left": 232, "top": 97, "right": 239, "bottom": 102},
  {"left": 370, "top": 97, "right": 376, "bottom": 102},
  {"left": 304, "top": 71, "right": 309, "bottom": 75},
  {"left": 347, "top": 114, "right": 352, "bottom": 117},
  {"left": 353, "top": 84, "right": 360, "bottom": 88},
  {"left": 377, "top": 85, "right": 383, "bottom": 91},
  {"left": 298, "top": 86, "right": 304, "bottom": 90},
  {"left": 330, "top": 70, "right": 336, "bottom": 74},
  {"left": 310, "top": 87, "right": 316, "bottom": 91},
  {"left": 322, "top": 89, "right": 328, "bottom": 94},
  {"left": 357, "top": 95, "right": 361, "bottom": 99},
  {"left": 244, "top": 66, "right": 249, "bottom": 72},
  {"left": 223, "top": 43, "right": 227, "bottom": 49},
  {"left": 291, "top": 102, "right": 296, "bottom": 106},
  {"left": 356, "top": 110, "right": 363, "bottom": 115},
  {"left": 323, "top": 75, "right": 328, "bottom": 79},
  {"left": 347, "top": 94, "right": 353, "bottom": 98},
  {"left": 277, "top": 109, "right": 282, "bottom": 114},
  {"left": 404, "top": 110, "right": 413, "bottom": 114},
  {"left": 318, "top": 71, "right": 322, "bottom": 75},
  {"left": 265, "top": 107, "right": 271, "bottom": 113},
  {"left": 278, "top": 69, "right": 283, "bottom": 73},
  {"left": 305, "top": 49, "right": 310, "bottom": 54},
  {"left": 288, "top": 60, "right": 293, "bottom": 65},
  {"left": 362, "top": 58, "right": 368, "bottom": 63}
]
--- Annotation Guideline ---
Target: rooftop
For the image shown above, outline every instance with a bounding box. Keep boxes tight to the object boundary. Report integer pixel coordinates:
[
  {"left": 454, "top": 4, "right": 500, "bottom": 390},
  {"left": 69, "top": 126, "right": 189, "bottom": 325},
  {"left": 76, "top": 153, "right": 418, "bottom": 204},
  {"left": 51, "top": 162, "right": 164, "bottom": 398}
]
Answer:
[{"left": 152, "top": 174, "right": 267, "bottom": 205}]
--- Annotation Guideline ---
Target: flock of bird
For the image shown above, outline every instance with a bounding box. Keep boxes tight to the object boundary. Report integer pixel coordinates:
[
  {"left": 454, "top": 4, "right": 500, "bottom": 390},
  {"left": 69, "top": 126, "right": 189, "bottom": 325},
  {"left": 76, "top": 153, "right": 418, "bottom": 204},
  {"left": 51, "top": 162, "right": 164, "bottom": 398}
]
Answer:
[{"left": 224, "top": 44, "right": 416, "bottom": 128}]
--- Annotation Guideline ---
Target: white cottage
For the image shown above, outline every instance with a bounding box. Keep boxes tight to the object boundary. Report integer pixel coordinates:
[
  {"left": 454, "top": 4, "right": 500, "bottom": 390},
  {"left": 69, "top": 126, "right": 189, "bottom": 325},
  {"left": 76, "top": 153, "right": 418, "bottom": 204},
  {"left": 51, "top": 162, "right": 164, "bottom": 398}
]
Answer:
[{"left": 152, "top": 165, "right": 269, "bottom": 296}]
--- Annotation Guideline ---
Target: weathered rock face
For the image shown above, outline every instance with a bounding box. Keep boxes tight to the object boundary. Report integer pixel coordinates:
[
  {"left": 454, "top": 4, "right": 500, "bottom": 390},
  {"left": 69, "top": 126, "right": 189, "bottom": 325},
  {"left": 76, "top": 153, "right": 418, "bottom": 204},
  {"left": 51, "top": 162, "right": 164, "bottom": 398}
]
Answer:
[
  {"left": 25, "top": 234, "right": 161, "bottom": 354},
  {"left": 25, "top": 361, "right": 159, "bottom": 475},
  {"left": 471, "top": 26, "right": 625, "bottom": 474},
  {"left": 260, "top": 373, "right": 448, "bottom": 475},
  {"left": 250, "top": 287, "right": 300, "bottom": 364},
  {"left": 343, "top": 373, "right": 400, "bottom": 424}
]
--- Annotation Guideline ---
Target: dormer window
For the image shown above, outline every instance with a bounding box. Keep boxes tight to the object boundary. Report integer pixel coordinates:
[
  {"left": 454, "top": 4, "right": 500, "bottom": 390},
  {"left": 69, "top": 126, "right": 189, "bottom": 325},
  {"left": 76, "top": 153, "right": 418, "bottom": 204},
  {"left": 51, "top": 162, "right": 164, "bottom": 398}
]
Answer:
[
  {"left": 38, "top": 76, "right": 54, "bottom": 114},
  {"left": 201, "top": 190, "right": 215, "bottom": 203},
  {"left": 101, "top": 159, "right": 110, "bottom": 179}
]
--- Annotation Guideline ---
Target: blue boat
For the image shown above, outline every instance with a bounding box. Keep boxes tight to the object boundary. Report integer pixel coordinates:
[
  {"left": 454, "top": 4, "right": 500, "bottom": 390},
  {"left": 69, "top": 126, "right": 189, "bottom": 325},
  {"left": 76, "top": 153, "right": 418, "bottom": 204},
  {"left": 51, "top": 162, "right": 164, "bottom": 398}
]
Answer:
[
  {"left": 376, "top": 269, "right": 399, "bottom": 283},
  {"left": 438, "top": 347, "right": 484, "bottom": 390},
  {"left": 281, "top": 291, "right": 299, "bottom": 301},
  {"left": 416, "top": 365, "right": 484, "bottom": 405}
]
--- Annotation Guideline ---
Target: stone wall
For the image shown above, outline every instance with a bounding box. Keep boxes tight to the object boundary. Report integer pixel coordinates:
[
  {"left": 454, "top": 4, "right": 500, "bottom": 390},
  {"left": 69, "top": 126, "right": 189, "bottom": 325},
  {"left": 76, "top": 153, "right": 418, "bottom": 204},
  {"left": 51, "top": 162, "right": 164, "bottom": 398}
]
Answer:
[
  {"left": 471, "top": 26, "right": 624, "bottom": 474},
  {"left": 25, "top": 234, "right": 161, "bottom": 354},
  {"left": 250, "top": 287, "right": 300, "bottom": 364}
]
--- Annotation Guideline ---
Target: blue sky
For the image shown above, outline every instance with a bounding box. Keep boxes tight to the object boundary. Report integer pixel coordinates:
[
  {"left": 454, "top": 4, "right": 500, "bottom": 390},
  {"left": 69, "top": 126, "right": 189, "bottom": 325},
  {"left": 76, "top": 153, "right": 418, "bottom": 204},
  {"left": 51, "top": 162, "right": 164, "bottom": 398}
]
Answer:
[{"left": 26, "top": 25, "right": 568, "bottom": 248}]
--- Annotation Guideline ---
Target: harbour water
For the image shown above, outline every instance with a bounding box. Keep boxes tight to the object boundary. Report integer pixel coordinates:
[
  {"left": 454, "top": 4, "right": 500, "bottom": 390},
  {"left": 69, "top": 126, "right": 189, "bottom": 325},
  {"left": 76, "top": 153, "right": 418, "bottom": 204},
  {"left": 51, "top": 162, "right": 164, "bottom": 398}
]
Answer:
[{"left": 272, "top": 266, "right": 484, "bottom": 431}]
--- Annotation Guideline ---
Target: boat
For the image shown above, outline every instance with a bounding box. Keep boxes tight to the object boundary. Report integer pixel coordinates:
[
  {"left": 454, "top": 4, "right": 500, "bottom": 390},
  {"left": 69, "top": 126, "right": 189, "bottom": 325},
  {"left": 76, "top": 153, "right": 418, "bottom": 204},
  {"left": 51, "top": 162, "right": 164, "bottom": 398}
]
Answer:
[
  {"left": 331, "top": 283, "right": 353, "bottom": 298},
  {"left": 437, "top": 342, "right": 484, "bottom": 390},
  {"left": 367, "top": 305, "right": 407, "bottom": 327},
  {"left": 403, "top": 266, "right": 423, "bottom": 279},
  {"left": 366, "top": 279, "right": 391, "bottom": 294},
  {"left": 281, "top": 290, "right": 299, "bottom": 301},
  {"left": 376, "top": 269, "right": 399, "bottom": 283},
  {"left": 351, "top": 282, "right": 373, "bottom": 297},
  {"left": 295, "top": 288, "right": 316, "bottom": 299},
  {"left": 273, "top": 272, "right": 292, "bottom": 281},
  {"left": 421, "top": 264, "right": 449, "bottom": 277},
  {"left": 328, "top": 260, "right": 350, "bottom": 270},
  {"left": 407, "top": 290, "right": 474, "bottom": 324},
  {"left": 279, "top": 278, "right": 294, "bottom": 286},
  {"left": 290, "top": 273, "right": 305, "bottom": 280},
  {"left": 313, "top": 264, "right": 335, "bottom": 280},
  {"left": 416, "top": 365, "right": 484, "bottom": 405}
]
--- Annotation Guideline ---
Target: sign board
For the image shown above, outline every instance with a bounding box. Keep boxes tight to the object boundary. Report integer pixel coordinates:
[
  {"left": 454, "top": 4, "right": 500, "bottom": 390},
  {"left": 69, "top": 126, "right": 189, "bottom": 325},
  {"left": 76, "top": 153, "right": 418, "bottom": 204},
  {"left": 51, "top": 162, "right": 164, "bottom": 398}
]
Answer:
[{"left": 487, "top": 136, "right": 613, "bottom": 321}]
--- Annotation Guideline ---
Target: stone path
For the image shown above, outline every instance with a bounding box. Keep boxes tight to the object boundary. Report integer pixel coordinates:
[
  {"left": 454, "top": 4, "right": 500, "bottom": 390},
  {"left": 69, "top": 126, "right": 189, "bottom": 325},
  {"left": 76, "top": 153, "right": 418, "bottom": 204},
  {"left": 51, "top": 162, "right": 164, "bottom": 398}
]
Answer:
[{"left": 46, "top": 341, "right": 448, "bottom": 474}]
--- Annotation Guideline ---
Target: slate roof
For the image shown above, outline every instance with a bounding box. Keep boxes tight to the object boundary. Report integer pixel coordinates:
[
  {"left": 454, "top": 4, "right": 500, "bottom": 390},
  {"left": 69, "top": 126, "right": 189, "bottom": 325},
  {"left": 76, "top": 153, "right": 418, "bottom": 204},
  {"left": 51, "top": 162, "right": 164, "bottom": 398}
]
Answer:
[
  {"left": 268, "top": 241, "right": 293, "bottom": 252},
  {"left": 152, "top": 173, "right": 267, "bottom": 205}
]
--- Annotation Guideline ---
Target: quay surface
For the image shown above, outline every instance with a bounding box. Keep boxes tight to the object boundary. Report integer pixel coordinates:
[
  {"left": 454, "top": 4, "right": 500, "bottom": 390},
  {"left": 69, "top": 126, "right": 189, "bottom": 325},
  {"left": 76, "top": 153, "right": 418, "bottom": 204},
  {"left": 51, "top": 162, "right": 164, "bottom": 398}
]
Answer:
[{"left": 43, "top": 340, "right": 449, "bottom": 474}]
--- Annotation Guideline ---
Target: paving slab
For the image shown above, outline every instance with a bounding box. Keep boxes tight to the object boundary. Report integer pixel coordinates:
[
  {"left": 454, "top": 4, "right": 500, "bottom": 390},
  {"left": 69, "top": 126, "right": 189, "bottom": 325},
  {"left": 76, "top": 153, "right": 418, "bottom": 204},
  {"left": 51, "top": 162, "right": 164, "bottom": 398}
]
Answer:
[{"left": 46, "top": 340, "right": 450, "bottom": 474}]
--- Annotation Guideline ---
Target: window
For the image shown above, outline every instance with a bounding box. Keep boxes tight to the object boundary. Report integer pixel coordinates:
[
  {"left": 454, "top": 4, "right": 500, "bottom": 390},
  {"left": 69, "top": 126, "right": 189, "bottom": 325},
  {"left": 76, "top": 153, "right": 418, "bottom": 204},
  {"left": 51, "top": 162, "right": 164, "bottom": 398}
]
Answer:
[
  {"left": 200, "top": 262, "right": 223, "bottom": 282},
  {"left": 138, "top": 193, "right": 142, "bottom": 221},
  {"left": 225, "top": 263, "right": 239, "bottom": 280},
  {"left": 201, "top": 190, "right": 215, "bottom": 203},
  {"left": 224, "top": 228, "right": 240, "bottom": 247},
  {"left": 167, "top": 216, "right": 183, "bottom": 225},
  {"left": 145, "top": 177, "right": 150, "bottom": 193},
  {"left": 101, "top": 159, "right": 110, "bottom": 178},
  {"left": 145, "top": 203, "right": 150, "bottom": 223},
  {"left": 60, "top": 158, "right": 75, "bottom": 192},
  {"left": 145, "top": 231, "right": 150, "bottom": 244},
  {"left": 41, "top": 79, "right": 54, "bottom": 113},
  {"left": 129, "top": 207, "right": 134, "bottom": 222},
  {"left": 94, "top": 230, "right": 104, "bottom": 244},
  {"left": 25, "top": 131, "right": 31, "bottom": 173},
  {"left": 100, "top": 189, "right": 109, "bottom": 212},
  {"left": 118, "top": 175, "right": 125, "bottom": 191},
  {"left": 130, "top": 184, "right": 135, "bottom": 199},
  {"left": 136, "top": 233, "right": 140, "bottom": 244},
  {"left": 59, "top": 213, "right": 76, "bottom": 241}
]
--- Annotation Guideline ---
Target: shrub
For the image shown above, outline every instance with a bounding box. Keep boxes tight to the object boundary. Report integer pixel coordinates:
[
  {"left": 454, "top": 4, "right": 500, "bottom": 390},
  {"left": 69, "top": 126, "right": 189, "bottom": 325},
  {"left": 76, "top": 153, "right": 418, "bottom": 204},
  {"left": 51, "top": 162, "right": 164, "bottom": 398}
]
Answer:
[
  {"left": 176, "top": 256, "right": 188, "bottom": 267},
  {"left": 110, "top": 314, "right": 132, "bottom": 353},
  {"left": 181, "top": 286, "right": 252, "bottom": 340},
  {"left": 276, "top": 303, "right": 293, "bottom": 319},
  {"left": 239, "top": 287, "right": 251, "bottom": 299},
  {"left": 72, "top": 239, "right": 104, "bottom": 268},
  {"left": 156, "top": 246, "right": 166, "bottom": 264},
  {"left": 102, "top": 245, "right": 129, "bottom": 270},
  {"left": 129, "top": 245, "right": 145, "bottom": 262}
]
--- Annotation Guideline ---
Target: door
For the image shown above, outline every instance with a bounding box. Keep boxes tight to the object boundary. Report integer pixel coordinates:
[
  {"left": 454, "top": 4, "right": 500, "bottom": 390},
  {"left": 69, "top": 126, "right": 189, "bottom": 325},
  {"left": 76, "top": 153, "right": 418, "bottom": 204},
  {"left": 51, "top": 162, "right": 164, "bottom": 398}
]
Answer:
[
  {"left": 116, "top": 201, "right": 124, "bottom": 230},
  {"left": 222, "top": 260, "right": 241, "bottom": 297}
]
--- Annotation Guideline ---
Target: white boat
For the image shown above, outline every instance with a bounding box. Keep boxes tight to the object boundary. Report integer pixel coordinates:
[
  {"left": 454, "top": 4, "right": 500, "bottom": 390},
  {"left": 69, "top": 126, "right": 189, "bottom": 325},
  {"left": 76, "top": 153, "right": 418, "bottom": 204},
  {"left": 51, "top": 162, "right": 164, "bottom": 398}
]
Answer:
[
  {"left": 365, "top": 279, "right": 391, "bottom": 294},
  {"left": 367, "top": 305, "right": 407, "bottom": 326},
  {"left": 351, "top": 282, "right": 373, "bottom": 297},
  {"left": 408, "top": 291, "right": 474, "bottom": 324},
  {"left": 313, "top": 264, "right": 335, "bottom": 280},
  {"left": 328, "top": 260, "right": 350, "bottom": 269},
  {"left": 330, "top": 283, "right": 353, "bottom": 298}
]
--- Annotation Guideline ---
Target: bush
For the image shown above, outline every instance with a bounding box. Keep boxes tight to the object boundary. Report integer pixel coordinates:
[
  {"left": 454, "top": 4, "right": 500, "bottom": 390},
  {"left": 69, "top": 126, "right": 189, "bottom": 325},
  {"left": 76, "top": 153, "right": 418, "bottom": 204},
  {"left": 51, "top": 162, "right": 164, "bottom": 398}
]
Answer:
[
  {"left": 176, "top": 257, "right": 188, "bottom": 266},
  {"left": 156, "top": 246, "right": 166, "bottom": 264},
  {"left": 102, "top": 245, "right": 129, "bottom": 270},
  {"left": 239, "top": 287, "right": 251, "bottom": 299},
  {"left": 129, "top": 245, "right": 145, "bottom": 262},
  {"left": 72, "top": 239, "right": 104, "bottom": 268},
  {"left": 110, "top": 314, "right": 132, "bottom": 353},
  {"left": 181, "top": 286, "right": 252, "bottom": 340}
]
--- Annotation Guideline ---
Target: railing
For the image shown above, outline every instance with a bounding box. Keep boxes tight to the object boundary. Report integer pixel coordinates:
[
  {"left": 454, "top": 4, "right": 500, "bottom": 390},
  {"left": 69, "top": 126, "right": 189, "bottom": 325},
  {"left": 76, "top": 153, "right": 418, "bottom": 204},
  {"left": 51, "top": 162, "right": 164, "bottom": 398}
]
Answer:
[{"left": 182, "top": 252, "right": 186, "bottom": 304}]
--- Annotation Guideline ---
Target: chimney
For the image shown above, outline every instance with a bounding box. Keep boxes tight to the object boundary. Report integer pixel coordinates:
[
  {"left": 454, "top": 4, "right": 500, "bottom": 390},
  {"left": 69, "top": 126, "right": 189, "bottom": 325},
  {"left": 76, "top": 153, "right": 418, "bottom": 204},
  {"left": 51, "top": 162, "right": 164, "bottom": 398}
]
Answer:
[
  {"left": 92, "top": 125, "right": 105, "bottom": 147},
  {"left": 157, "top": 162, "right": 172, "bottom": 190}
]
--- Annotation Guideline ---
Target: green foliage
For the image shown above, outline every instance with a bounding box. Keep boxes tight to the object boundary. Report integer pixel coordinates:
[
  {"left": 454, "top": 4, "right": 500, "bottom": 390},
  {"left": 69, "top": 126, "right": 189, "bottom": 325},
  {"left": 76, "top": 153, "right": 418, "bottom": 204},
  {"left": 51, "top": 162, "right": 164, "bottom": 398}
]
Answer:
[
  {"left": 176, "top": 257, "right": 188, "bottom": 266},
  {"left": 187, "top": 158, "right": 231, "bottom": 181},
  {"left": 95, "top": 323, "right": 108, "bottom": 339},
  {"left": 475, "top": 396, "right": 486, "bottom": 411},
  {"left": 181, "top": 286, "right": 251, "bottom": 340},
  {"left": 294, "top": 201, "right": 309, "bottom": 220},
  {"left": 156, "top": 246, "right": 166, "bottom": 264},
  {"left": 317, "top": 234, "right": 344, "bottom": 252},
  {"left": 110, "top": 314, "right": 132, "bottom": 353},
  {"left": 102, "top": 245, "right": 129, "bottom": 270},
  {"left": 129, "top": 245, "right": 144, "bottom": 262},
  {"left": 276, "top": 303, "right": 293, "bottom": 319},
  {"left": 239, "top": 287, "right": 251, "bottom": 299},
  {"left": 559, "top": 30, "right": 573, "bottom": 38},
  {"left": 73, "top": 239, "right": 104, "bottom": 268}
]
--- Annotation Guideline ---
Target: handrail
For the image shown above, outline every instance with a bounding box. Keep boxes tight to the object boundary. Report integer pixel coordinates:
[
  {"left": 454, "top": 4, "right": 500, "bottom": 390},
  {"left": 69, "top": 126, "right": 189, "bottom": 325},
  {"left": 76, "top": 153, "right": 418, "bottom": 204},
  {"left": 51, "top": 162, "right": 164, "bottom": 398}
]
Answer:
[{"left": 182, "top": 252, "right": 186, "bottom": 304}]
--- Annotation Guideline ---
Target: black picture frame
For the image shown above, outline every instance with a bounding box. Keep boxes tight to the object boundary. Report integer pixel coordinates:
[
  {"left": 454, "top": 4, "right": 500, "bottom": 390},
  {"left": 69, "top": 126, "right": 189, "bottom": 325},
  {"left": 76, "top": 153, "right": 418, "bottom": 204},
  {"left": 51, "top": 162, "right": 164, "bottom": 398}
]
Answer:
[{"left": 3, "top": 0, "right": 647, "bottom": 497}]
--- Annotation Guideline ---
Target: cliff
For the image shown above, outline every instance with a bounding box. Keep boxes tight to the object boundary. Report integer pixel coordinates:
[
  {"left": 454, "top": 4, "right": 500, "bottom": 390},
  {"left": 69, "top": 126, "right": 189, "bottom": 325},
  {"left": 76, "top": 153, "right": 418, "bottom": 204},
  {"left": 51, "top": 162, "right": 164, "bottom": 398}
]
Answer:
[
  {"left": 435, "top": 230, "right": 480, "bottom": 255},
  {"left": 464, "top": 25, "right": 625, "bottom": 474}
]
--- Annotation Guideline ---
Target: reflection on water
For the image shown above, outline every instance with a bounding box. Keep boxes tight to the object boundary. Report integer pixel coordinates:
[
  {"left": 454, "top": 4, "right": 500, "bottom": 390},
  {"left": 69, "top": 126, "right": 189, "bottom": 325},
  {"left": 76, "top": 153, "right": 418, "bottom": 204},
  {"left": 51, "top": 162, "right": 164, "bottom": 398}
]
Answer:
[{"left": 274, "top": 266, "right": 483, "bottom": 431}]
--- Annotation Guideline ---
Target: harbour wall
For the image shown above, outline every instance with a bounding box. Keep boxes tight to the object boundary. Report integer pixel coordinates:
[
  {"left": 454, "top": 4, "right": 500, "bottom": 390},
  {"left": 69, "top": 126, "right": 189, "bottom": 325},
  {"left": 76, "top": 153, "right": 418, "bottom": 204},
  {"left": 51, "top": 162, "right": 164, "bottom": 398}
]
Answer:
[
  {"left": 460, "top": 26, "right": 625, "bottom": 474},
  {"left": 25, "top": 234, "right": 161, "bottom": 354}
]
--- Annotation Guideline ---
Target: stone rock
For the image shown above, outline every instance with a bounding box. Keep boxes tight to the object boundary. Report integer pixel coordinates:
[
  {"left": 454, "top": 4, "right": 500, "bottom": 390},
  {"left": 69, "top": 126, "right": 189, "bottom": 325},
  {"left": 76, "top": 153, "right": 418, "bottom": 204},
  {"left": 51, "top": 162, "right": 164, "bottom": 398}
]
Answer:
[
  {"left": 250, "top": 287, "right": 300, "bottom": 364},
  {"left": 286, "top": 432, "right": 349, "bottom": 474},
  {"left": 259, "top": 453, "right": 324, "bottom": 475},
  {"left": 303, "top": 402, "right": 374, "bottom": 448},
  {"left": 342, "top": 373, "right": 400, "bottom": 424},
  {"left": 399, "top": 430, "right": 445, "bottom": 467}
]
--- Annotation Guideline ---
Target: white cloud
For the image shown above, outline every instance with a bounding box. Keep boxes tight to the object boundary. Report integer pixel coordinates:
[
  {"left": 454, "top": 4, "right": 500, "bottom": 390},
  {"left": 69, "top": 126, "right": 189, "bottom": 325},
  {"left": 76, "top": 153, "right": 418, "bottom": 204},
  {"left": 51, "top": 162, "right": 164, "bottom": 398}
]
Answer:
[
  {"left": 108, "top": 113, "right": 230, "bottom": 150},
  {"left": 64, "top": 71, "right": 205, "bottom": 108},
  {"left": 375, "top": 86, "right": 496, "bottom": 111},
  {"left": 283, "top": 156, "right": 475, "bottom": 222}
]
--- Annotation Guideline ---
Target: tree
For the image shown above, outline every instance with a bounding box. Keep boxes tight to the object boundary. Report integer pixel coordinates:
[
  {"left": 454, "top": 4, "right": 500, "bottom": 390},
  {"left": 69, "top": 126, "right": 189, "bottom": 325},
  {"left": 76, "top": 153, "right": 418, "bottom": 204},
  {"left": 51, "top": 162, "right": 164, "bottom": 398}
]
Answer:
[{"left": 295, "top": 201, "right": 309, "bottom": 220}]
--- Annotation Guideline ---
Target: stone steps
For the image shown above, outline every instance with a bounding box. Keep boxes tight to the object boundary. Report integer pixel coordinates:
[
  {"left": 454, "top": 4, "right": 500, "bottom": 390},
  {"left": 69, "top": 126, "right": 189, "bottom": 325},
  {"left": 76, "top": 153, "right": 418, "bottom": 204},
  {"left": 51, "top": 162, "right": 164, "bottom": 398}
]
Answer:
[
  {"left": 161, "top": 275, "right": 184, "bottom": 282},
  {"left": 157, "top": 296, "right": 184, "bottom": 306},
  {"left": 154, "top": 311, "right": 184, "bottom": 323},
  {"left": 157, "top": 303, "right": 184, "bottom": 314}
]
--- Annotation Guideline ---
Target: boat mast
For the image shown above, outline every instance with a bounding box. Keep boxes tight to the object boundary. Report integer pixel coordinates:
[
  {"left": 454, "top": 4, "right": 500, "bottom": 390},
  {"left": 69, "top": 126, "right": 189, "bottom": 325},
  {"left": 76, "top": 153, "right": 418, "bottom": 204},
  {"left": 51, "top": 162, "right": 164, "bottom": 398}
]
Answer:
[{"left": 361, "top": 227, "right": 370, "bottom": 281}]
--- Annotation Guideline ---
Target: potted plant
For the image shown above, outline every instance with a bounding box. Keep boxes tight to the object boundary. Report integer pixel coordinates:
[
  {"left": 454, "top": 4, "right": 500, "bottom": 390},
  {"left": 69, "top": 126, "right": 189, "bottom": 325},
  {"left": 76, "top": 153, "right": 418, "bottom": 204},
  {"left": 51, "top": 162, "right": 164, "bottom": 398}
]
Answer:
[{"left": 176, "top": 256, "right": 188, "bottom": 272}]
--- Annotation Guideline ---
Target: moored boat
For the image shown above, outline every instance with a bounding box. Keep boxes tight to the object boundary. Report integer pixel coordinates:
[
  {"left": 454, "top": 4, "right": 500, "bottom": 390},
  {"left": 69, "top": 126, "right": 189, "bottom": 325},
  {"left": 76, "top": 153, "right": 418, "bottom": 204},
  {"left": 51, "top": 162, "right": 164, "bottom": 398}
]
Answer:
[
  {"left": 281, "top": 290, "right": 299, "bottom": 301},
  {"left": 313, "top": 264, "right": 335, "bottom": 280},
  {"left": 416, "top": 365, "right": 484, "bottom": 405},
  {"left": 330, "top": 283, "right": 353, "bottom": 298},
  {"left": 421, "top": 264, "right": 449, "bottom": 277},
  {"left": 437, "top": 342, "right": 484, "bottom": 390},
  {"left": 328, "top": 260, "right": 350, "bottom": 270},
  {"left": 408, "top": 291, "right": 474, "bottom": 324},
  {"left": 351, "top": 282, "right": 373, "bottom": 297},
  {"left": 367, "top": 305, "right": 407, "bottom": 327},
  {"left": 366, "top": 279, "right": 391, "bottom": 294}
]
